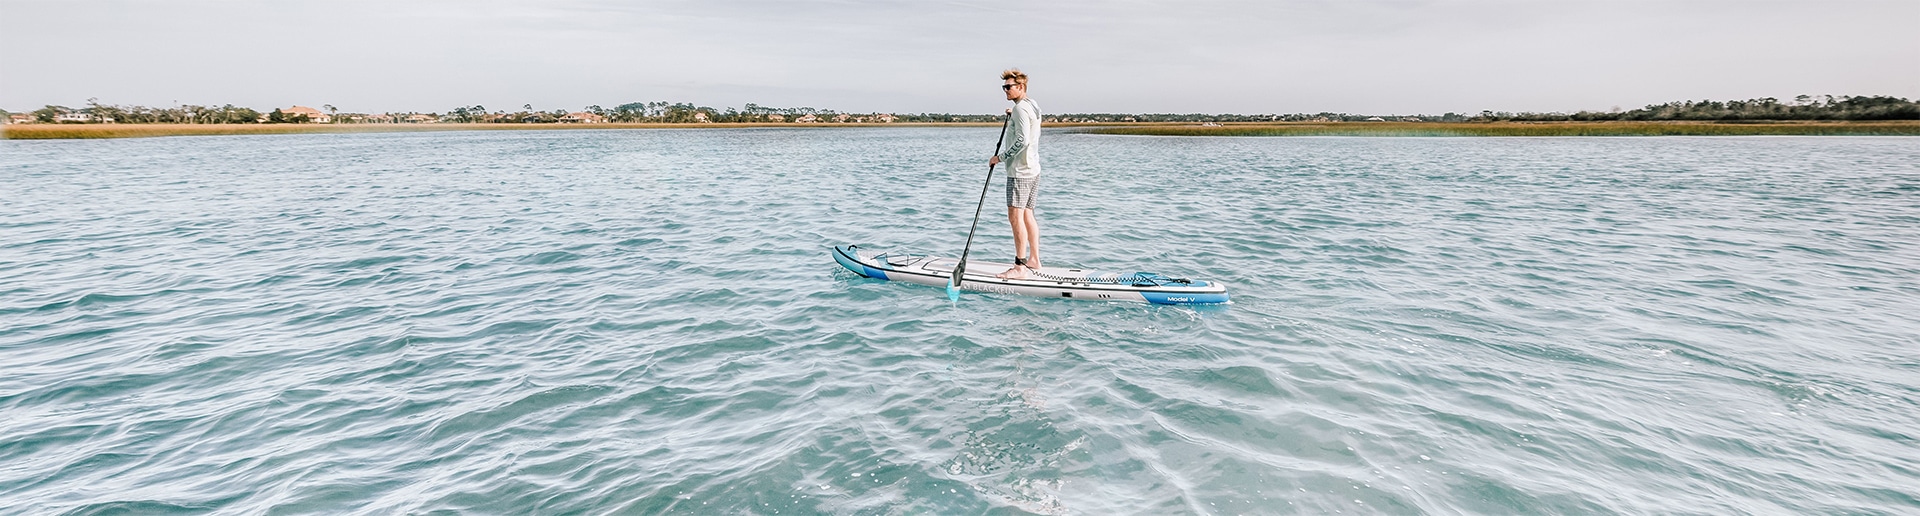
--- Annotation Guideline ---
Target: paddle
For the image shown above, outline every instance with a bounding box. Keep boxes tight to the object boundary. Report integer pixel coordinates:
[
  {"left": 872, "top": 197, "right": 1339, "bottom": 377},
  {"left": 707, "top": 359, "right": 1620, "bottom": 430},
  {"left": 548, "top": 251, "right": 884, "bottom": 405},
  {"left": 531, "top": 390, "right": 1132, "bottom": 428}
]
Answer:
[{"left": 948, "top": 113, "right": 1013, "bottom": 301}]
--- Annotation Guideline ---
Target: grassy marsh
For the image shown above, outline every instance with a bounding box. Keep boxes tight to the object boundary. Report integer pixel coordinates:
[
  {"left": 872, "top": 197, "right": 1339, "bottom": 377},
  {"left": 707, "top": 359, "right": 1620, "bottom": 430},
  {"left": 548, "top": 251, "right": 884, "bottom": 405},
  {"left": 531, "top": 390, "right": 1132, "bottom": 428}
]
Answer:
[
  {"left": 1072, "top": 121, "right": 1920, "bottom": 137},
  {"left": 1, "top": 122, "right": 954, "bottom": 140}
]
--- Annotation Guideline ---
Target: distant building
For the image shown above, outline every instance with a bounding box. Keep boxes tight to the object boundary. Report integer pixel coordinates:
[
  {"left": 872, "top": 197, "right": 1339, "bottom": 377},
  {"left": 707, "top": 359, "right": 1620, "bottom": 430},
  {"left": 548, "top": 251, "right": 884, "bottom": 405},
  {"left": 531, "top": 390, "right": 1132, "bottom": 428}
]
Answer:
[
  {"left": 1365, "top": 117, "right": 1386, "bottom": 122},
  {"left": 766, "top": 114, "right": 785, "bottom": 122},
  {"left": 283, "top": 106, "right": 330, "bottom": 123},
  {"left": 6, "top": 113, "right": 31, "bottom": 124},
  {"left": 796, "top": 114, "right": 819, "bottom": 123},
  {"left": 559, "top": 112, "right": 607, "bottom": 123},
  {"left": 833, "top": 114, "right": 850, "bottom": 123},
  {"left": 55, "top": 112, "right": 92, "bottom": 123},
  {"left": 693, "top": 112, "right": 710, "bottom": 122},
  {"left": 873, "top": 114, "right": 895, "bottom": 123},
  {"left": 404, "top": 113, "right": 438, "bottom": 124}
]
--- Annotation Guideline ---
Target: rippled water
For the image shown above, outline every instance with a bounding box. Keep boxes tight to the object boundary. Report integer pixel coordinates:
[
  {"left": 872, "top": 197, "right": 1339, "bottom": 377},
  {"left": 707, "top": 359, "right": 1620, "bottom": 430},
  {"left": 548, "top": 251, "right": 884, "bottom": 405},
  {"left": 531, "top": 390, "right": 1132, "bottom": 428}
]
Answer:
[{"left": 3, "top": 129, "right": 1918, "bottom": 514}]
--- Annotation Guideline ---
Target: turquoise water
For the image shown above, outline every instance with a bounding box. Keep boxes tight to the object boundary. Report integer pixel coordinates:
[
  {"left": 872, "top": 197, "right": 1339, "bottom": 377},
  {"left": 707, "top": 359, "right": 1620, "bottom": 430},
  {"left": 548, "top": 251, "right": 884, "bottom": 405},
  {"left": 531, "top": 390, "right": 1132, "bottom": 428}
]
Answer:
[{"left": 3, "top": 129, "right": 1917, "bottom": 514}]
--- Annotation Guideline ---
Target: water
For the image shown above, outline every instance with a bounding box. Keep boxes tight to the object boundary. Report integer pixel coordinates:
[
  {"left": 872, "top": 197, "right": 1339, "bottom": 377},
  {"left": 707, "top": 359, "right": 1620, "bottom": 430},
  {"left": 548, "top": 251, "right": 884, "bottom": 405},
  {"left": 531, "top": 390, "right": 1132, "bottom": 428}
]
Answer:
[{"left": 3, "top": 128, "right": 1917, "bottom": 514}]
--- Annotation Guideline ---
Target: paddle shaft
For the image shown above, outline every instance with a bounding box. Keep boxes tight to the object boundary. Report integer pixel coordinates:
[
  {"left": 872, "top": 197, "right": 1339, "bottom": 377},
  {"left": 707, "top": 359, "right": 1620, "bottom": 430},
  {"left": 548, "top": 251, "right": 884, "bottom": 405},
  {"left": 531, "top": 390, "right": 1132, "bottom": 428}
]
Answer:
[{"left": 951, "top": 115, "right": 1013, "bottom": 290}]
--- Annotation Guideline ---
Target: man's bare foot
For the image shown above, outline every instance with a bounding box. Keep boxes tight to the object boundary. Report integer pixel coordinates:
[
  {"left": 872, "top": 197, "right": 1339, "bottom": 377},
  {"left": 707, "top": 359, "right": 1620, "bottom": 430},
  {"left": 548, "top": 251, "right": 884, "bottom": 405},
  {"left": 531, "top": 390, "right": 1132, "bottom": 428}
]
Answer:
[
  {"left": 995, "top": 265, "right": 1028, "bottom": 280},
  {"left": 1027, "top": 258, "right": 1041, "bottom": 271}
]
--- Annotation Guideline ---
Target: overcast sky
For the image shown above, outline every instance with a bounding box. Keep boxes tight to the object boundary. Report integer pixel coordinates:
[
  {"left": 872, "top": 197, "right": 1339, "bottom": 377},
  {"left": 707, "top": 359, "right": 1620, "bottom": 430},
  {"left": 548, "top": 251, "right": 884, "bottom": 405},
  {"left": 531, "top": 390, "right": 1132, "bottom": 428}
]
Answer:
[{"left": 3, "top": 0, "right": 1915, "bottom": 115}]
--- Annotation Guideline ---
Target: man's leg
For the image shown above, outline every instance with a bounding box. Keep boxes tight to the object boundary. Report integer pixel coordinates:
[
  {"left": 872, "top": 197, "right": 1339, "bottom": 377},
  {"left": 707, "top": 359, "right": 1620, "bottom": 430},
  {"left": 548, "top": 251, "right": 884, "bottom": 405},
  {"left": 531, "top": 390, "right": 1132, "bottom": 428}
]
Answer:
[
  {"left": 999, "top": 208, "right": 1031, "bottom": 279},
  {"left": 1021, "top": 209, "right": 1041, "bottom": 270}
]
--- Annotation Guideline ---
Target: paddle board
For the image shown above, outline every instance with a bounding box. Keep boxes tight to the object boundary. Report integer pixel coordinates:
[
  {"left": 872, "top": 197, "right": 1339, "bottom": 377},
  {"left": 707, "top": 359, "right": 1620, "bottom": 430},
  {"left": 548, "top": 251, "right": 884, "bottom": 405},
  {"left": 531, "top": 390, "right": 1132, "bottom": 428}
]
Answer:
[{"left": 832, "top": 245, "right": 1228, "bottom": 304}]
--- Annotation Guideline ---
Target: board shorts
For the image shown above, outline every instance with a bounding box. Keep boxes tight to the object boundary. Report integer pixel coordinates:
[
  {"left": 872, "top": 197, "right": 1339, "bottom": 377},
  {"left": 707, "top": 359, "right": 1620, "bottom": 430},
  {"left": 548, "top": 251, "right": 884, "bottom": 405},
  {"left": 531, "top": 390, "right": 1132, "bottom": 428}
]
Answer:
[{"left": 1006, "top": 176, "right": 1039, "bottom": 210}]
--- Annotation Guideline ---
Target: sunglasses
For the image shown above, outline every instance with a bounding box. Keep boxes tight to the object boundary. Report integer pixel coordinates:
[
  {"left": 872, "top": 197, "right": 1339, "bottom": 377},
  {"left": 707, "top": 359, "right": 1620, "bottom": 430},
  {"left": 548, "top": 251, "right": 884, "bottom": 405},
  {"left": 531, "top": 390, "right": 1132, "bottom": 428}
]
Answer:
[{"left": 1002, "top": 83, "right": 1019, "bottom": 90}]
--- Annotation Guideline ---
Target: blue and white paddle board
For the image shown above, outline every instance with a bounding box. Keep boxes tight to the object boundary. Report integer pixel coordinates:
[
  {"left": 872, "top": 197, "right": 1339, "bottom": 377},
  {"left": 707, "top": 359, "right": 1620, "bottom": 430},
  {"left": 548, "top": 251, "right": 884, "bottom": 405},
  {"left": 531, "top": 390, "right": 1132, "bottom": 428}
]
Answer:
[{"left": 832, "top": 245, "right": 1228, "bottom": 305}]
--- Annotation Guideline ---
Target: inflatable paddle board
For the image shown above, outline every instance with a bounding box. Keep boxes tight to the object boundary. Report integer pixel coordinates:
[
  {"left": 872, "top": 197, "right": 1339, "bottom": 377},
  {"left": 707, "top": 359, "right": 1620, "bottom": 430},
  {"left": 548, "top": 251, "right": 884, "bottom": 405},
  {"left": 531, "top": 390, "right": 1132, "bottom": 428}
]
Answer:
[{"left": 832, "top": 245, "right": 1228, "bottom": 305}]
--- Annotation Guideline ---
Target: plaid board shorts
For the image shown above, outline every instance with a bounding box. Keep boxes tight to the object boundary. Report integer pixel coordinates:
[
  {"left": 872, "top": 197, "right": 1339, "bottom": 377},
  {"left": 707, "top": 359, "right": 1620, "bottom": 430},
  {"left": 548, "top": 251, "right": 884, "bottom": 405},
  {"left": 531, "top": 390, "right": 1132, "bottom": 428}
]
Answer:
[{"left": 1006, "top": 176, "right": 1039, "bottom": 209}]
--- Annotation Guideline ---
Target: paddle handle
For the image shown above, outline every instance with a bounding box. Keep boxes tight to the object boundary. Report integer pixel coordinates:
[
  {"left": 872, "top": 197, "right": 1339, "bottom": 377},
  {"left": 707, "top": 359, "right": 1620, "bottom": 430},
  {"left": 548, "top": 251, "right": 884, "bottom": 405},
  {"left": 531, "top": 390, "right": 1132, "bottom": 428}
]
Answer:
[{"left": 951, "top": 114, "right": 1013, "bottom": 291}]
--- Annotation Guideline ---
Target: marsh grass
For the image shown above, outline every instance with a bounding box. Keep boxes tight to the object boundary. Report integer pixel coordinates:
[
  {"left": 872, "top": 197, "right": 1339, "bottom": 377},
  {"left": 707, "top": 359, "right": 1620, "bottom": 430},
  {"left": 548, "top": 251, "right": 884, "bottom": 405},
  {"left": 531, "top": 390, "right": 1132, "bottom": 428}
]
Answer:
[
  {"left": 1, "top": 122, "right": 933, "bottom": 140},
  {"left": 1074, "top": 121, "right": 1920, "bottom": 137},
  {"left": 4, "top": 124, "right": 420, "bottom": 139}
]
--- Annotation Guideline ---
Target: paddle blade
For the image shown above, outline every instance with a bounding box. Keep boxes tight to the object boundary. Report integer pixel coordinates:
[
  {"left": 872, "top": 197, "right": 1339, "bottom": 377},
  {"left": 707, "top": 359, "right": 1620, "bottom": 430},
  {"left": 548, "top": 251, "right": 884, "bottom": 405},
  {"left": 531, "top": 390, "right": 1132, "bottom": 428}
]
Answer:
[{"left": 947, "top": 263, "right": 965, "bottom": 300}]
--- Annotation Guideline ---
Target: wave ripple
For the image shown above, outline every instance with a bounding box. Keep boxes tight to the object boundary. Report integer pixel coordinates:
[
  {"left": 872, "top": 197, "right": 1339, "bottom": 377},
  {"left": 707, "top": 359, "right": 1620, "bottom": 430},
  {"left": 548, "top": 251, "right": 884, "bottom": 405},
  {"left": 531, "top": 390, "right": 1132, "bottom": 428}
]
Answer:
[{"left": 4, "top": 131, "right": 1918, "bottom": 514}]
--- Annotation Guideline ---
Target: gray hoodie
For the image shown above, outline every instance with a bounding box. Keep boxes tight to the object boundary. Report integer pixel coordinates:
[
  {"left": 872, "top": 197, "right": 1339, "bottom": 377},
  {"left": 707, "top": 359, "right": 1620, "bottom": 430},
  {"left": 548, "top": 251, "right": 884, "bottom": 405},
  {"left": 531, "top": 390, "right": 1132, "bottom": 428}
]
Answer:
[{"left": 996, "top": 98, "right": 1042, "bottom": 180}]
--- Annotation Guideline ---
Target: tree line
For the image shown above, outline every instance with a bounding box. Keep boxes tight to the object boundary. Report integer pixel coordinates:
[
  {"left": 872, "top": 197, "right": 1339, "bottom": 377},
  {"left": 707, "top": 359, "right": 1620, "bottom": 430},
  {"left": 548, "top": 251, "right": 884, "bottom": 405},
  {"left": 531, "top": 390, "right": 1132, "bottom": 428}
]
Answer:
[
  {"left": 9, "top": 95, "right": 1914, "bottom": 124},
  {"left": 1057, "top": 96, "right": 1918, "bottom": 123},
  {"left": 1479, "top": 95, "right": 1918, "bottom": 122},
  {"left": 438, "top": 102, "right": 841, "bottom": 123},
  {"left": 13, "top": 99, "right": 266, "bottom": 124},
  {"left": 6, "top": 99, "right": 367, "bottom": 124}
]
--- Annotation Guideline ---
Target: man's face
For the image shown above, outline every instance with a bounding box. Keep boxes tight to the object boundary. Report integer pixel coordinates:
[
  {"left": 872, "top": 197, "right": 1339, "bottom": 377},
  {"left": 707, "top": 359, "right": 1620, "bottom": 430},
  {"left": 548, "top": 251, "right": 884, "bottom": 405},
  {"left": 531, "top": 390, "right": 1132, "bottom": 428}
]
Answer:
[{"left": 1003, "top": 80, "right": 1024, "bottom": 100}]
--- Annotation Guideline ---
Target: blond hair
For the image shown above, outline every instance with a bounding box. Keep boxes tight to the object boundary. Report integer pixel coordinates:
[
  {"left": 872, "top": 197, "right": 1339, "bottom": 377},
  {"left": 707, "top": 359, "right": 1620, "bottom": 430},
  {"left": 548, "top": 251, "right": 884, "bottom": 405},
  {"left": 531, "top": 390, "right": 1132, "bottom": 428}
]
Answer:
[{"left": 1000, "top": 68, "right": 1028, "bottom": 86}]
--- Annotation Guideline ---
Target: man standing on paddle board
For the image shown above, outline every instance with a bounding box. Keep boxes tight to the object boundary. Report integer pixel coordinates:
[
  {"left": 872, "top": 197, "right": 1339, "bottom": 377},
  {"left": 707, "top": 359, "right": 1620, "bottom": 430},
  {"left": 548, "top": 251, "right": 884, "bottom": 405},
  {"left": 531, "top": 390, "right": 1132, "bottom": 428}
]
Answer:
[{"left": 992, "top": 69, "right": 1043, "bottom": 280}]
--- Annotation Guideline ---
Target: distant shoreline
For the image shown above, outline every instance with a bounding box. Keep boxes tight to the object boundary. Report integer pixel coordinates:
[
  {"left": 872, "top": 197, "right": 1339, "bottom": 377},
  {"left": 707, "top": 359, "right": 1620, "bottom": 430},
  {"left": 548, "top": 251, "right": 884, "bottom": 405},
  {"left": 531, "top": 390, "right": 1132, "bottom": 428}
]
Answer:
[
  {"left": 7, "top": 122, "right": 998, "bottom": 140},
  {"left": 6, "top": 120, "right": 1919, "bottom": 140},
  {"left": 1075, "top": 120, "right": 1920, "bottom": 137}
]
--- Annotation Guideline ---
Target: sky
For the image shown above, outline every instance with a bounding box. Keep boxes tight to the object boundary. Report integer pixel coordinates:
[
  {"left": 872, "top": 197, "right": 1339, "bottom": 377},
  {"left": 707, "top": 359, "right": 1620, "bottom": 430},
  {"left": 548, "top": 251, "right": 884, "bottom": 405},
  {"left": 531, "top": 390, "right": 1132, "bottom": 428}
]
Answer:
[{"left": 2, "top": 0, "right": 1916, "bottom": 115}]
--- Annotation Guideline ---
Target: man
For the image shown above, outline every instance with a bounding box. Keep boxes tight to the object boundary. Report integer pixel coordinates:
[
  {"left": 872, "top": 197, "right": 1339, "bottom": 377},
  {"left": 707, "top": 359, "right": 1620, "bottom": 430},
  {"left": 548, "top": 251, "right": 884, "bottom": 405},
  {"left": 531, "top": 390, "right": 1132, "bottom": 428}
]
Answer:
[{"left": 992, "top": 69, "right": 1043, "bottom": 279}]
